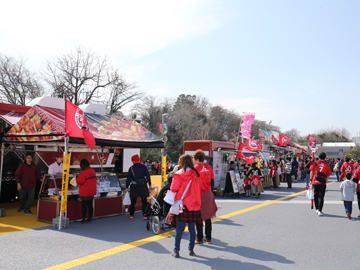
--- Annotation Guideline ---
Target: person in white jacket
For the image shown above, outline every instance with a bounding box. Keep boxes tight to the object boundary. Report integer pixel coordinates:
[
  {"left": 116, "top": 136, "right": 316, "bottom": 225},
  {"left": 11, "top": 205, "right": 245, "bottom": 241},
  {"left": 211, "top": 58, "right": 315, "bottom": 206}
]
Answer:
[
  {"left": 340, "top": 173, "right": 356, "bottom": 220},
  {"left": 48, "top": 153, "right": 63, "bottom": 175}
]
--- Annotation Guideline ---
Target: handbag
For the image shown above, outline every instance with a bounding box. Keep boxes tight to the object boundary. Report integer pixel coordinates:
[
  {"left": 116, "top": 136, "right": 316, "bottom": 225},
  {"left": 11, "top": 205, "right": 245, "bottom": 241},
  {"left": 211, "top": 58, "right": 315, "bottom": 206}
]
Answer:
[
  {"left": 164, "top": 190, "right": 176, "bottom": 205},
  {"left": 123, "top": 191, "right": 131, "bottom": 205},
  {"left": 169, "top": 180, "right": 192, "bottom": 215},
  {"left": 130, "top": 167, "right": 147, "bottom": 187},
  {"left": 306, "top": 187, "right": 314, "bottom": 199}
]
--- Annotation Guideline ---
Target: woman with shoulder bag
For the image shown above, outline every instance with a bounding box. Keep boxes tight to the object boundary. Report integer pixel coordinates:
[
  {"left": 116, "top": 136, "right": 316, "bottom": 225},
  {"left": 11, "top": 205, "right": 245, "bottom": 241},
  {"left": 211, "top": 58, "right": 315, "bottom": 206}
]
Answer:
[
  {"left": 126, "top": 155, "right": 151, "bottom": 220},
  {"left": 170, "top": 154, "right": 201, "bottom": 258}
]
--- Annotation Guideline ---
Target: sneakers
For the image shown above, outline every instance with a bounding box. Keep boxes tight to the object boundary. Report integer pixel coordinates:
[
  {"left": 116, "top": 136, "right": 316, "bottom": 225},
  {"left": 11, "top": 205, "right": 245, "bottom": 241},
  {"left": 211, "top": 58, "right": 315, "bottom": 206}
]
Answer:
[
  {"left": 24, "top": 209, "right": 33, "bottom": 215},
  {"left": 171, "top": 250, "right": 180, "bottom": 258},
  {"left": 143, "top": 216, "right": 148, "bottom": 220},
  {"left": 194, "top": 240, "right": 203, "bottom": 245},
  {"left": 347, "top": 213, "right": 352, "bottom": 220},
  {"left": 189, "top": 249, "right": 195, "bottom": 256},
  {"left": 204, "top": 238, "right": 211, "bottom": 244},
  {"left": 358, "top": 214, "right": 360, "bottom": 218},
  {"left": 81, "top": 219, "right": 86, "bottom": 224},
  {"left": 315, "top": 209, "right": 319, "bottom": 214},
  {"left": 17, "top": 208, "right": 25, "bottom": 212},
  {"left": 318, "top": 211, "right": 324, "bottom": 216},
  {"left": 86, "top": 219, "right": 93, "bottom": 223},
  {"left": 129, "top": 215, "right": 134, "bottom": 219}
]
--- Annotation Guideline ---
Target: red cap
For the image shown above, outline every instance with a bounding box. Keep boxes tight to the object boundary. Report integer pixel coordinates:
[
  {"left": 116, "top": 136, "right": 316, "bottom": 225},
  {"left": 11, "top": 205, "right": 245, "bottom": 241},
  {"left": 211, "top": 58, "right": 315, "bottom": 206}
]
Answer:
[
  {"left": 131, "top": 154, "right": 140, "bottom": 162},
  {"left": 55, "top": 153, "right": 63, "bottom": 158}
]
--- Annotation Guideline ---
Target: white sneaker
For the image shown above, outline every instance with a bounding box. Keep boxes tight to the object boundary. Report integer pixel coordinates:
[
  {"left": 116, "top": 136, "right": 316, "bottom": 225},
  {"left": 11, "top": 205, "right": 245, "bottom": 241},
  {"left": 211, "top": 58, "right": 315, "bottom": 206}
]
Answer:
[
  {"left": 318, "top": 211, "right": 324, "bottom": 216},
  {"left": 315, "top": 209, "right": 319, "bottom": 214}
]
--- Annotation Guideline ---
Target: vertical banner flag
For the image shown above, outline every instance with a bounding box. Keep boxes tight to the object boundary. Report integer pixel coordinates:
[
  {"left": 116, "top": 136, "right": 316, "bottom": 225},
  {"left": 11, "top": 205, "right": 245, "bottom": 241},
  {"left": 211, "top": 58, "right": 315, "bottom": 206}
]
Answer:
[
  {"left": 279, "top": 134, "right": 291, "bottom": 147},
  {"left": 157, "top": 123, "right": 164, "bottom": 134},
  {"left": 65, "top": 100, "right": 95, "bottom": 150},
  {"left": 272, "top": 135, "right": 280, "bottom": 146},
  {"left": 246, "top": 138, "right": 263, "bottom": 151},
  {"left": 241, "top": 113, "right": 255, "bottom": 139},
  {"left": 161, "top": 155, "right": 167, "bottom": 184},
  {"left": 236, "top": 142, "right": 250, "bottom": 159},
  {"left": 163, "top": 123, "right": 168, "bottom": 135},
  {"left": 60, "top": 153, "right": 71, "bottom": 214},
  {"left": 308, "top": 134, "right": 317, "bottom": 159}
]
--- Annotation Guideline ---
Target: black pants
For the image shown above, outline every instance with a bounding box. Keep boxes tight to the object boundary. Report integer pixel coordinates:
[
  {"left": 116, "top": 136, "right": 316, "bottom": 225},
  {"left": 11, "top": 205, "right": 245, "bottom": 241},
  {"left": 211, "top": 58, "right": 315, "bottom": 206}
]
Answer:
[
  {"left": 357, "top": 192, "right": 360, "bottom": 211},
  {"left": 81, "top": 200, "right": 93, "bottom": 220},
  {"left": 286, "top": 174, "right": 292, "bottom": 188},
  {"left": 272, "top": 177, "right": 276, "bottom": 188},
  {"left": 19, "top": 187, "right": 35, "bottom": 210},
  {"left": 130, "top": 197, "right": 148, "bottom": 216},
  {"left": 314, "top": 185, "right": 326, "bottom": 212},
  {"left": 196, "top": 219, "right": 212, "bottom": 241}
]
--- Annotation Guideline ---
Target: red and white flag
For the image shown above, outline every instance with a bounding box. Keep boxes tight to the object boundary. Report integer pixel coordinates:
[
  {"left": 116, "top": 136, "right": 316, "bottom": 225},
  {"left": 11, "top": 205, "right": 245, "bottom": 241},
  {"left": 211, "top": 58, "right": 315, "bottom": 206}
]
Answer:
[
  {"left": 246, "top": 138, "right": 263, "bottom": 152},
  {"left": 279, "top": 134, "right": 291, "bottom": 147},
  {"left": 65, "top": 100, "right": 95, "bottom": 150},
  {"left": 271, "top": 135, "right": 280, "bottom": 146}
]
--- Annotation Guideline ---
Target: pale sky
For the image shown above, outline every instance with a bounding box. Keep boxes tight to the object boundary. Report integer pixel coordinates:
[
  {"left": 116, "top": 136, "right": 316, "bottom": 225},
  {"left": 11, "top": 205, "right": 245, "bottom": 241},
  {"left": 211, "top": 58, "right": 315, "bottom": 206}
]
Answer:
[{"left": 1, "top": 0, "right": 359, "bottom": 138}]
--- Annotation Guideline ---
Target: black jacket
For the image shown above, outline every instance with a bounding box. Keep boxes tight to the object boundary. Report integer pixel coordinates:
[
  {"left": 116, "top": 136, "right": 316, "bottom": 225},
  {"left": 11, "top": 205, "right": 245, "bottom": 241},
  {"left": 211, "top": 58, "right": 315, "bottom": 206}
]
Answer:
[{"left": 126, "top": 163, "right": 151, "bottom": 198}]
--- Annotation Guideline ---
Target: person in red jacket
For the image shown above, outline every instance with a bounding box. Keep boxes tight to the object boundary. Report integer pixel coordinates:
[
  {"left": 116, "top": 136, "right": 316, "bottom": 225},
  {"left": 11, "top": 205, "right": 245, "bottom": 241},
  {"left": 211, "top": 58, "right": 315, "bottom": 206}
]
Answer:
[
  {"left": 170, "top": 154, "right": 201, "bottom": 258},
  {"left": 15, "top": 153, "right": 41, "bottom": 215},
  {"left": 269, "top": 160, "right": 277, "bottom": 189},
  {"left": 76, "top": 159, "right": 97, "bottom": 224},
  {"left": 193, "top": 150, "right": 217, "bottom": 245},
  {"left": 310, "top": 152, "right": 332, "bottom": 216},
  {"left": 340, "top": 158, "right": 354, "bottom": 181},
  {"left": 352, "top": 167, "right": 360, "bottom": 218}
]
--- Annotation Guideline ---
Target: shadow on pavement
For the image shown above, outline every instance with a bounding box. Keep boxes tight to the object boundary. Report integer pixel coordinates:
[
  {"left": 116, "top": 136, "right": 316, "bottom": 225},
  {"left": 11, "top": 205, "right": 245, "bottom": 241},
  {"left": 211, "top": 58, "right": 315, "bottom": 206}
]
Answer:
[{"left": 202, "top": 238, "right": 295, "bottom": 265}]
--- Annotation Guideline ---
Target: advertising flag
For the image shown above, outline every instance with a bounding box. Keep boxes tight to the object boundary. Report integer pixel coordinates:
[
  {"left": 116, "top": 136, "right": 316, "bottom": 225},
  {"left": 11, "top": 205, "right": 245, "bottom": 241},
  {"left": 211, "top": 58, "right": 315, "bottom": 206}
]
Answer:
[
  {"left": 246, "top": 138, "right": 263, "bottom": 151},
  {"left": 240, "top": 113, "right": 255, "bottom": 139},
  {"left": 157, "top": 123, "right": 164, "bottom": 134},
  {"left": 272, "top": 135, "right": 280, "bottom": 146},
  {"left": 65, "top": 100, "right": 95, "bottom": 150},
  {"left": 236, "top": 142, "right": 250, "bottom": 159},
  {"left": 279, "top": 134, "right": 291, "bottom": 147}
]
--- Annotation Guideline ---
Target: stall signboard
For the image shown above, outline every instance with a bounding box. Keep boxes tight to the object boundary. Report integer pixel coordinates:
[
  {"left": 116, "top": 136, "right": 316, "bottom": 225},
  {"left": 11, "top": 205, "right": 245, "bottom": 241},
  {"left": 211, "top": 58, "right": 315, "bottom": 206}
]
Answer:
[
  {"left": 213, "top": 151, "right": 222, "bottom": 188},
  {"left": 60, "top": 153, "right": 71, "bottom": 214},
  {"left": 229, "top": 170, "right": 239, "bottom": 193},
  {"left": 235, "top": 172, "right": 245, "bottom": 193},
  {"left": 258, "top": 129, "right": 272, "bottom": 143}
]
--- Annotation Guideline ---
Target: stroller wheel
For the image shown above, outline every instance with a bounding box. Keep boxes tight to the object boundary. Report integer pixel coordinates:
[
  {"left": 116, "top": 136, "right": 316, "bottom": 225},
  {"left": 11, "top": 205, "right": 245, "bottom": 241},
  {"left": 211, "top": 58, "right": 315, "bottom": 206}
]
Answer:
[
  {"left": 152, "top": 216, "right": 161, "bottom": 235},
  {"left": 146, "top": 220, "right": 150, "bottom": 231}
]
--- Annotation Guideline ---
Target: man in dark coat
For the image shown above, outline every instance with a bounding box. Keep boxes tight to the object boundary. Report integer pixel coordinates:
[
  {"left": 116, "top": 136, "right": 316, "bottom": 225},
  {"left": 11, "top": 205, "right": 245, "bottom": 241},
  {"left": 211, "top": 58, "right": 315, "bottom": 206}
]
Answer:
[
  {"left": 15, "top": 153, "right": 41, "bottom": 215},
  {"left": 126, "top": 154, "right": 151, "bottom": 219},
  {"left": 291, "top": 157, "right": 299, "bottom": 181}
]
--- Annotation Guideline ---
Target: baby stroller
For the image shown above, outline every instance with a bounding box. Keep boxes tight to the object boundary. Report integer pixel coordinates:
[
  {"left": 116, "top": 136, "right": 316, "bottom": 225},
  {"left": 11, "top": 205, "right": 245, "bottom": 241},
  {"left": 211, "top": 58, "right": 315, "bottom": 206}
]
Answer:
[{"left": 145, "top": 173, "right": 174, "bottom": 234}]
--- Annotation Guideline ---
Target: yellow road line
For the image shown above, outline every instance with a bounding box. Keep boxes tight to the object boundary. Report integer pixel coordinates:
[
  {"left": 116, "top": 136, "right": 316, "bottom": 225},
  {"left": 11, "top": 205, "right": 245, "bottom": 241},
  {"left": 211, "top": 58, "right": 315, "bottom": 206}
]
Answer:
[{"left": 44, "top": 182, "right": 336, "bottom": 270}]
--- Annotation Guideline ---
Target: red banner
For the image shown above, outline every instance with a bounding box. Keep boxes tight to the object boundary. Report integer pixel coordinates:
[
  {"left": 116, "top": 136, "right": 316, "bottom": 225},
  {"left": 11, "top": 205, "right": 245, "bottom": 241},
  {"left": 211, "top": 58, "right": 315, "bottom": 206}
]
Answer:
[
  {"left": 272, "top": 135, "right": 280, "bottom": 146},
  {"left": 279, "top": 134, "right": 291, "bottom": 147},
  {"left": 246, "top": 139, "right": 263, "bottom": 152},
  {"left": 236, "top": 142, "right": 249, "bottom": 159},
  {"left": 157, "top": 123, "right": 164, "bottom": 134},
  {"left": 65, "top": 100, "right": 95, "bottom": 150}
]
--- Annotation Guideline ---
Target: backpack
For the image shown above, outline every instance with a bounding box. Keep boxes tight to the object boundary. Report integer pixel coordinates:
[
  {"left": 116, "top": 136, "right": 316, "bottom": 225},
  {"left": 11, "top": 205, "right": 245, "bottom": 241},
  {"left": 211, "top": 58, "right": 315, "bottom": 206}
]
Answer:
[{"left": 285, "top": 163, "right": 292, "bottom": 174}]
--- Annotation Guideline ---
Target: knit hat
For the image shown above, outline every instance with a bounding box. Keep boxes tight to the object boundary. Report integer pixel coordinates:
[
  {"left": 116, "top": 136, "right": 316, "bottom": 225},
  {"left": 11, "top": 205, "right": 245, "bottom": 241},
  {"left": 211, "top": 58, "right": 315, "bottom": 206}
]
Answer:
[{"left": 131, "top": 154, "right": 140, "bottom": 162}]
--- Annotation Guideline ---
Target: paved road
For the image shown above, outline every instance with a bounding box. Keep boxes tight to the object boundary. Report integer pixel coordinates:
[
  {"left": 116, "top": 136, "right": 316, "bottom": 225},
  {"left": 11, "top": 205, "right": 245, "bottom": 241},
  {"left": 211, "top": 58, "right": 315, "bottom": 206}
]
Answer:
[{"left": 0, "top": 175, "right": 359, "bottom": 270}]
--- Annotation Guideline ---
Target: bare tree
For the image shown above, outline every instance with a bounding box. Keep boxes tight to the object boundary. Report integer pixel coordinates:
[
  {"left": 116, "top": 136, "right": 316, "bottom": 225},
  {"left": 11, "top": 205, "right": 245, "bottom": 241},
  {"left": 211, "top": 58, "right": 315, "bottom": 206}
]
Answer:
[
  {"left": 0, "top": 54, "right": 43, "bottom": 105},
  {"left": 315, "top": 127, "right": 351, "bottom": 143},
  {"left": 106, "top": 77, "right": 142, "bottom": 115},
  {"left": 284, "top": 128, "right": 300, "bottom": 143},
  {"left": 43, "top": 46, "right": 141, "bottom": 111}
]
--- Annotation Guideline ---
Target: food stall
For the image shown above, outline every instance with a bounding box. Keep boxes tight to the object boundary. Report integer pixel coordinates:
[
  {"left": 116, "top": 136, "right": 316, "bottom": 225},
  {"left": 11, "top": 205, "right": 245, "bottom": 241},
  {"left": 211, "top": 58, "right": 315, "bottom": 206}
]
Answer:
[{"left": 1, "top": 100, "right": 164, "bottom": 222}]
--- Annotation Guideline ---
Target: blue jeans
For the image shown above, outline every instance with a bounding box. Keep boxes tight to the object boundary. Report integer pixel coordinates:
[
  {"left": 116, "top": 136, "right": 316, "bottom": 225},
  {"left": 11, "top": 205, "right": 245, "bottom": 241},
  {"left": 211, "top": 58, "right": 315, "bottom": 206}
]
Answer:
[
  {"left": 344, "top": 201, "right": 353, "bottom": 215},
  {"left": 272, "top": 177, "right": 276, "bottom": 188},
  {"left": 335, "top": 171, "right": 340, "bottom": 181},
  {"left": 174, "top": 221, "right": 196, "bottom": 251},
  {"left": 305, "top": 173, "right": 310, "bottom": 187}
]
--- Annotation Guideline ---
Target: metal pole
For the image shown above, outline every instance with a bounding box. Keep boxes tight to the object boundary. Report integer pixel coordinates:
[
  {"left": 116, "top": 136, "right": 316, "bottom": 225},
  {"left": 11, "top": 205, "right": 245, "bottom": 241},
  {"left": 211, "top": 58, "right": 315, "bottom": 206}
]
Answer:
[{"left": 0, "top": 143, "right": 4, "bottom": 202}]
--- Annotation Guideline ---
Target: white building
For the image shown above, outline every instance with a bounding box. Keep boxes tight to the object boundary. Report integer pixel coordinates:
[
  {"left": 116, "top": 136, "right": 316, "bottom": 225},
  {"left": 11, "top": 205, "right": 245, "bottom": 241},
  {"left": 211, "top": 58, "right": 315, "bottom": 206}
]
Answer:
[
  {"left": 318, "top": 142, "right": 356, "bottom": 159},
  {"left": 352, "top": 136, "right": 360, "bottom": 144}
]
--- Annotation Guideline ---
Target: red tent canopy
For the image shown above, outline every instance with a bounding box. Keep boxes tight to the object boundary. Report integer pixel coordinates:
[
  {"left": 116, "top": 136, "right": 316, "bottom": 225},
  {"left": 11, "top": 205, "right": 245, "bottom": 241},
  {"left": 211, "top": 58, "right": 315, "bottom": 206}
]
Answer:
[{"left": 3, "top": 105, "right": 164, "bottom": 148}]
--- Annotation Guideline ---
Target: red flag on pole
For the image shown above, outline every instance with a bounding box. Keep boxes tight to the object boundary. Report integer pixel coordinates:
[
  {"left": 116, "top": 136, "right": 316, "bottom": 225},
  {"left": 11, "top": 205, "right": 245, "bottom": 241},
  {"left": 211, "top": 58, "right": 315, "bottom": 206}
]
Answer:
[
  {"left": 246, "top": 138, "right": 263, "bottom": 151},
  {"left": 65, "top": 100, "right": 95, "bottom": 150},
  {"left": 271, "top": 135, "right": 280, "bottom": 146},
  {"left": 236, "top": 142, "right": 249, "bottom": 159},
  {"left": 279, "top": 134, "right": 291, "bottom": 147}
]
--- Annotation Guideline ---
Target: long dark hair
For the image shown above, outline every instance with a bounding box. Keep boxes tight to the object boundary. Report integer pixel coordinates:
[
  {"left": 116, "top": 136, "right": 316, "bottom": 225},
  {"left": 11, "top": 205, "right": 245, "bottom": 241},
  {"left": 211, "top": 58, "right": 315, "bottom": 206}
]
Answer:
[
  {"left": 178, "top": 154, "right": 200, "bottom": 177},
  {"left": 80, "top": 159, "right": 90, "bottom": 170}
]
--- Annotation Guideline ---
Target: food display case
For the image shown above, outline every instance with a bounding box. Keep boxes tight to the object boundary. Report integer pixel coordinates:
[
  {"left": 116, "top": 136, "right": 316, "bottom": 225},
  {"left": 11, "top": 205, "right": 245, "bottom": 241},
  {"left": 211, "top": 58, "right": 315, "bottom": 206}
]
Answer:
[{"left": 37, "top": 173, "right": 123, "bottom": 223}]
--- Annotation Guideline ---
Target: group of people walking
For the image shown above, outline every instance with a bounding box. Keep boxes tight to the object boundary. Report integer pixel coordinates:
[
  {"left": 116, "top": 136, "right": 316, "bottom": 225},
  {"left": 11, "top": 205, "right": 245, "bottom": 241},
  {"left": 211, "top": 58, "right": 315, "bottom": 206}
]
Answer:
[{"left": 126, "top": 150, "right": 217, "bottom": 258}]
